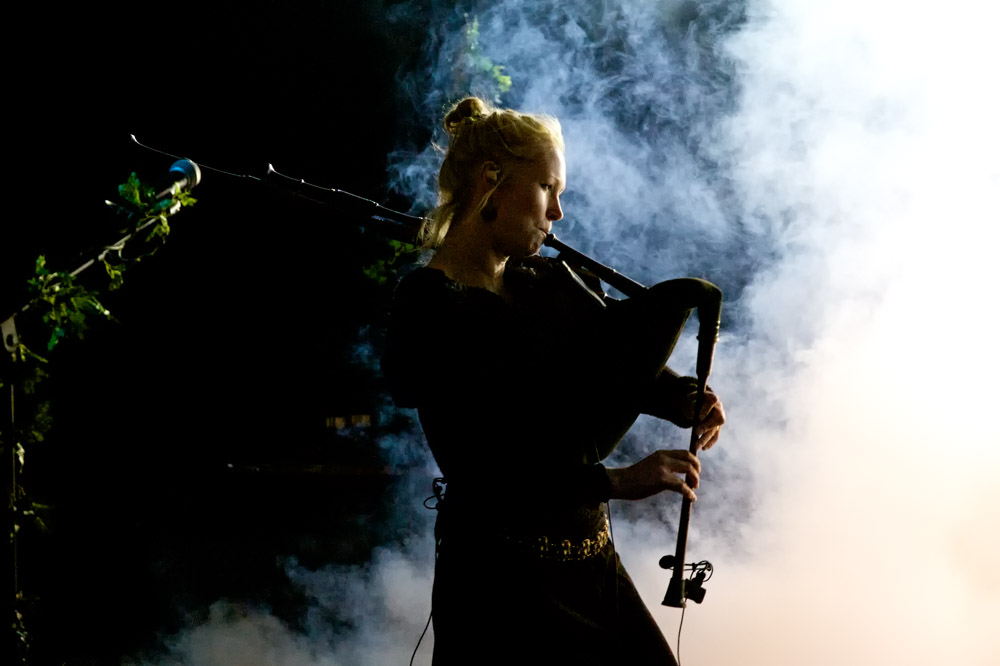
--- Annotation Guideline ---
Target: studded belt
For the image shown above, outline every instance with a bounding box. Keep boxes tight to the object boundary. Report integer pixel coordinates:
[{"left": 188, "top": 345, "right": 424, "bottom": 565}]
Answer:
[{"left": 505, "top": 518, "right": 610, "bottom": 561}]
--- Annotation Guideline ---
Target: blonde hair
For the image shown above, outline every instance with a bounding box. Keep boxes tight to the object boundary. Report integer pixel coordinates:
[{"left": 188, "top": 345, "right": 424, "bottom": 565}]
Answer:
[{"left": 419, "top": 97, "right": 565, "bottom": 249}]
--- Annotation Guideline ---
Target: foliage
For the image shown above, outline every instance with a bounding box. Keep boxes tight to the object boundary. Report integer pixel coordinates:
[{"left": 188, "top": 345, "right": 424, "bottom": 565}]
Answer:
[
  {"left": 362, "top": 238, "right": 422, "bottom": 286},
  {"left": 118, "top": 171, "right": 197, "bottom": 238},
  {"left": 1, "top": 170, "right": 195, "bottom": 664},
  {"left": 459, "top": 15, "right": 513, "bottom": 102},
  {"left": 26, "top": 256, "right": 114, "bottom": 352}
]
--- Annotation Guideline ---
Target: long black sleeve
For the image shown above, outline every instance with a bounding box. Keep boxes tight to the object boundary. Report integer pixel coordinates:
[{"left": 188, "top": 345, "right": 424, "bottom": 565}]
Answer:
[{"left": 382, "top": 266, "right": 693, "bottom": 515}]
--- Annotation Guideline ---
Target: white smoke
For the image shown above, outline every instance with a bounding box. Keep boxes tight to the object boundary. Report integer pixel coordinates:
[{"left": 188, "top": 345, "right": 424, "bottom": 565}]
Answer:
[
  {"left": 136, "top": 0, "right": 1000, "bottom": 664},
  {"left": 123, "top": 543, "right": 435, "bottom": 666},
  {"left": 612, "top": 1, "right": 1000, "bottom": 663}
]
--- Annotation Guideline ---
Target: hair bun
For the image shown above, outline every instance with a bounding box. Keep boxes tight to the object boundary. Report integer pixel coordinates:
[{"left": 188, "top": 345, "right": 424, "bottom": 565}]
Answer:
[{"left": 443, "top": 97, "right": 489, "bottom": 135}]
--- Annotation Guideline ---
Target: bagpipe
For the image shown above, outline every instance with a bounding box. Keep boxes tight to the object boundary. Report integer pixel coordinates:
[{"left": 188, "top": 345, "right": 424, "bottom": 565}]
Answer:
[
  {"left": 540, "top": 235, "right": 721, "bottom": 608},
  {"left": 295, "top": 176, "right": 723, "bottom": 609}
]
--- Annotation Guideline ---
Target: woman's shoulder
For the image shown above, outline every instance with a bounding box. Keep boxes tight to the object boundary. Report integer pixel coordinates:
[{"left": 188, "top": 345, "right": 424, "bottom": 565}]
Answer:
[
  {"left": 397, "top": 265, "right": 452, "bottom": 289},
  {"left": 393, "top": 265, "right": 463, "bottom": 306},
  {"left": 395, "top": 264, "right": 511, "bottom": 308}
]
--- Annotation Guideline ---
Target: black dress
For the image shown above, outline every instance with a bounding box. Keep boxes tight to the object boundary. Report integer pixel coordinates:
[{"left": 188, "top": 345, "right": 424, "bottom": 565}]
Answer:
[{"left": 383, "top": 261, "right": 694, "bottom": 665}]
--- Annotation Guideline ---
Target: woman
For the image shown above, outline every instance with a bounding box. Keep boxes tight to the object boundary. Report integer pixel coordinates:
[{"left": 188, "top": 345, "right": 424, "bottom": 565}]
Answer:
[{"left": 383, "top": 97, "right": 724, "bottom": 665}]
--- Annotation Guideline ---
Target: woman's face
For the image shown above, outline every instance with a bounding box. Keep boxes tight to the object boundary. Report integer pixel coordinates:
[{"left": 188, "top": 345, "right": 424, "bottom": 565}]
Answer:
[{"left": 490, "top": 146, "right": 566, "bottom": 258}]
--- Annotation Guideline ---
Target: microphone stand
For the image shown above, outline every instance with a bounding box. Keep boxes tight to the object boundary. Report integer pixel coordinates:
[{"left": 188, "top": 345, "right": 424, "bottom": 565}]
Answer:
[
  {"left": 1, "top": 160, "right": 200, "bottom": 654},
  {"left": 3, "top": 159, "right": 201, "bottom": 358}
]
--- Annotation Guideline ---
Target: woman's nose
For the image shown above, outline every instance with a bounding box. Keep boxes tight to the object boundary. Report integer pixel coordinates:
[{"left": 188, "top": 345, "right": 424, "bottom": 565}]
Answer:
[{"left": 548, "top": 195, "right": 563, "bottom": 221}]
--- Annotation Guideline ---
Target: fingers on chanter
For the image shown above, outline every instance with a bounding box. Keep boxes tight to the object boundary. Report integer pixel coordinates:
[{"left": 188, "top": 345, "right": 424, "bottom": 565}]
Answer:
[
  {"left": 659, "top": 451, "right": 699, "bottom": 500},
  {"left": 663, "top": 449, "right": 700, "bottom": 470},
  {"left": 681, "top": 456, "right": 701, "bottom": 498},
  {"left": 699, "top": 392, "right": 724, "bottom": 423},
  {"left": 684, "top": 390, "right": 724, "bottom": 427},
  {"left": 696, "top": 427, "right": 720, "bottom": 452},
  {"left": 663, "top": 450, "right": 700, "bottom": 483}
]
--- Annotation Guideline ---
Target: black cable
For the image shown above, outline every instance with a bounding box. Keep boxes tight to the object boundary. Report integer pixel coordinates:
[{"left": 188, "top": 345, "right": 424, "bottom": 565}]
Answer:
[
  {"left": 423, "top": 477, "right": 446, "bottom": 510},
  {"left": 409, "top": 602, "right": 433, "bottom": 666},
  {"left": 130, "top": 135, "right": 427, "bottom": 224},
  {"left": 672, "top": 560, "right": 712, "bottom": 665},
  {"left": 411, "top": 478, "right": 446, "bottom": 664},
  {"left": 676, "top": 603, "right": 686, "bottom": 666},
  {"left": 130, "top": 135, "right": 262, "bottom": 182}
]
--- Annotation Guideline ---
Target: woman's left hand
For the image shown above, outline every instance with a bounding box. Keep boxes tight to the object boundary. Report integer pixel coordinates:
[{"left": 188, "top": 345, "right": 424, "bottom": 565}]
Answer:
[{"left": 689, "top": 391, "right": 725, "bottom": 451}]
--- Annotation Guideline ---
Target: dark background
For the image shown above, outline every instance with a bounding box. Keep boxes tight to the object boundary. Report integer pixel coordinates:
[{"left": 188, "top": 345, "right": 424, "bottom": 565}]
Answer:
[{"left": 6, "top": 2, "right": 429, "bottom": 663}]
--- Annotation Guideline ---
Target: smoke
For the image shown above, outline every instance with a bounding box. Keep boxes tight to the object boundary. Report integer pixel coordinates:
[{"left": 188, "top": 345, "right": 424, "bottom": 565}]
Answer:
[
  {"left": 136, "top": 0, "right": 1000, "bottom": 664},
  {"left": 606, "top": 1, "right": 1000, "bottom": 664},
  {"left": 124, "top": 543, "right": 435, "bottom": 666}
]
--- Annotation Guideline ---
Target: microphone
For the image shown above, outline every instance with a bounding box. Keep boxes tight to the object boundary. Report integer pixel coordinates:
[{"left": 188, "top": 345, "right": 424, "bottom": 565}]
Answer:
[{"left": 154, "top": 159, "right": 202, "bottom": 201}]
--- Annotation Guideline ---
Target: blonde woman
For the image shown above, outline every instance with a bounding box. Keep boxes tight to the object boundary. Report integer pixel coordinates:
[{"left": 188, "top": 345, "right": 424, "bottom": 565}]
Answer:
[{"left": 383, "top": 97, "right": 724, "bottom": 665}]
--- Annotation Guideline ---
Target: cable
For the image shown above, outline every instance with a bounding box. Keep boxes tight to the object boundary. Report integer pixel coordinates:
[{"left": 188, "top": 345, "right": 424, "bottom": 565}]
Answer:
[
  {"left": 422, "top": 477, "right": 446, "bottom": 510},
  {"left": 676, "top": 603, "right": 686, "bottom": 666},
  {"left": 265, "top": 164, "right": 428, "bottom": 223},
  {"left": 130, "top": 135, "right": 261, "bottom": 181},
  {"left": 671, "top": 560, "right": 712, "bottom": 665},
  {"left": 410, "top": 477, "right": 446, "bottom": 664},
  {"left": 409, "top": 603, "right": 433, "bottom": 666},
  {"left": 129, "top": 135, "right": 428, "bottom": 223}
]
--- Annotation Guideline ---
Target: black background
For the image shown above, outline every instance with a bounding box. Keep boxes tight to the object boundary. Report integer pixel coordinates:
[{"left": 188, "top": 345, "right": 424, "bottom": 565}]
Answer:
[{"left": 6, "top": 2, "right": 428, "bottom": 662}]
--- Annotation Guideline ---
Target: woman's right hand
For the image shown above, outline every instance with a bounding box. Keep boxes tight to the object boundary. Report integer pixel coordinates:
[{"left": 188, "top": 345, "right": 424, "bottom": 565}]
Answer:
[{"left": 606, "top": 450, "right": 700, "bottom": 501}]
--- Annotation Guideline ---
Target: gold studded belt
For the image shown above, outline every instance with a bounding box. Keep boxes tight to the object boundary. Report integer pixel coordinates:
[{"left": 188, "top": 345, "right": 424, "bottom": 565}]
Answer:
[{"left": 505, "top": 518, "right": 610, "bottom": 562}]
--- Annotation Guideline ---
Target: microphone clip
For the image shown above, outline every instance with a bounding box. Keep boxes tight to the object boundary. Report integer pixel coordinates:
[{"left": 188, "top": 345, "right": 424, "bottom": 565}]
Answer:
[{"left": 659, "top": 556, "right": 713, "bottom": 608}]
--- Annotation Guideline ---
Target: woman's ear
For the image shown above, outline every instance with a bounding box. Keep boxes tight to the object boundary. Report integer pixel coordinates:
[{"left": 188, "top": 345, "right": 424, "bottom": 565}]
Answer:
[{"left": 481, "top": 161, "right": 501, "bottom": 185}]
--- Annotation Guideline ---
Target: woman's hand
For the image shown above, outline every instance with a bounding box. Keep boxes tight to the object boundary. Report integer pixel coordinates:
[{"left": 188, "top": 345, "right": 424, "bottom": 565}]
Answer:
[
  {"left": 606, "top": 450, "right": 701, "bottom": 502},
  {"left": 688, "top": 391, "right": 725, "bottom": 452},
  {"left": 642, "top": 374, "right": 726, "bottom": 447}
]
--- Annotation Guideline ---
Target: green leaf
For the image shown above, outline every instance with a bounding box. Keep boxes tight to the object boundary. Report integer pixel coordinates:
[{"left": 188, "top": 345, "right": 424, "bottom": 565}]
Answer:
[{"left": 118, "top": 172, "right": 144, "bottom": 206}]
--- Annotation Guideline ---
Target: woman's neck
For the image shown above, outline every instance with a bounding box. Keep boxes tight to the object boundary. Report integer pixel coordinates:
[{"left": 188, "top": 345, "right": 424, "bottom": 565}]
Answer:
[{"left": 428, "top": 219, "right": 508, "bottom": 295}]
